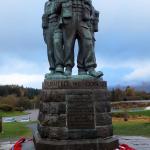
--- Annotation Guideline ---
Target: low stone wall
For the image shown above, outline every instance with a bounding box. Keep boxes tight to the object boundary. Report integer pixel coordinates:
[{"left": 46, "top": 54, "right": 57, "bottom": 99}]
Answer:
[{"left": 112, "top": 101, "right": 150, "bottom": 109}]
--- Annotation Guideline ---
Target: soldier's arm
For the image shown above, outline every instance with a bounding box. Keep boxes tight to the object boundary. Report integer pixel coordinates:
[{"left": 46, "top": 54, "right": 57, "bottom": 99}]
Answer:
[
  {"left": 93, "top": 9, "right": 100, "bottom": 32},
  {"left": 54, "top": 0, "right": 62, "bottom": 14},
  {"left": 44, "top": 1, "right": 48, "bottom": 14},
  {"left": 54, "top": 0, "right": 69, "bottom": 14},
  {"left": 55, "top": 0, "right": 70, "bottom": 9},
  {"left": 42, "top": 1, "right": 49, "bottom": 29},
  {"left": 42, "top": 1, "right": 49, "bottom": 43}
]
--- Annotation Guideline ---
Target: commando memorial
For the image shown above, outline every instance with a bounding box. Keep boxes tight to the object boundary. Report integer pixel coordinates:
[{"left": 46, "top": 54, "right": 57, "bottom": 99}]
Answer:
[{"left": 33, "top": 0, "right": 119, "bottom": 149}]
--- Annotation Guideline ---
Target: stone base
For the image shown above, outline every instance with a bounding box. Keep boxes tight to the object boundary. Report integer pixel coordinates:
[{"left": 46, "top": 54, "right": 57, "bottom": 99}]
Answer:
[{"left": 33, "top": 131, "right": 119, "bottom": 150}]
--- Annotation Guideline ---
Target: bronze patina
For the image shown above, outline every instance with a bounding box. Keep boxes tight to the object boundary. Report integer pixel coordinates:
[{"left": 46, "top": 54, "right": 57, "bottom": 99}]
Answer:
[{"left": 42, "top": 0, "right": 103, "bottom": 78}]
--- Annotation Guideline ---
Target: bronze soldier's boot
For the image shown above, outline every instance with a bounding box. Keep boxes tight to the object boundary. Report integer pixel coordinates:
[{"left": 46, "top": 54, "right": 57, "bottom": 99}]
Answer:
[
  {"left": 45, "top": 69, "right": 55, "bottom": 78},
  {"left": 64, "top": 66, "right": 72, "bottom": 76},
  {"left": 50, "top": 69, "right": 55, "bottom": 75},
  {"left": 55, "top": 65, "right": 64, "bottom": 75},
  {"left": 88, "top": 68, "right": 103, "bottom": 78},
  {"left": 78, "top": 68, "right": 87, "bottom": 75}
]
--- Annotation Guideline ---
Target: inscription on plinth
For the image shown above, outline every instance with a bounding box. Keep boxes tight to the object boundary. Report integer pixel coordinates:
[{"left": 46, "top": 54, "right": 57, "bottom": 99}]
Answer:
[
  {"left": 43, "top": 80, "right": 107, "bottom": 89},
  {"left": 67, "top": 94, "right": 95, "bottom": 129}
]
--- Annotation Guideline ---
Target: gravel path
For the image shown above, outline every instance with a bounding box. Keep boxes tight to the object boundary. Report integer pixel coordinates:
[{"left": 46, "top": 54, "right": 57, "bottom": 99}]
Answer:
[{"left": 2, "top": 109, "right": 39, "bottom": 122}]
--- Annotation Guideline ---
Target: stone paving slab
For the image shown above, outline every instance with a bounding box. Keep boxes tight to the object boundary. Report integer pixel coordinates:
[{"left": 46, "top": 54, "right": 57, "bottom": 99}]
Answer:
[
  {"left": 0, "top": 141, "right": 14, "bottom": 150},
  {"left": 0, "top": 136, "right": 150, "bottom": 150},
  {"left": 117, "top": 136, "right": 150, "bottom": 150},
  {"left": 22, "top": 140, "right": 35, "bottom": 150}
]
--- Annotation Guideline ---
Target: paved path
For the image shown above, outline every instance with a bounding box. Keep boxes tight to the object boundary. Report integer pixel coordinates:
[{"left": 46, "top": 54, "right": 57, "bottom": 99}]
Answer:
[
  {"left": 1, "top": 136, "right": 150, "bottom": 150},
  {"left": 0, "top": 142, "right": 14, "bottom": 150},
  {"left": 2, "top": 109, "right": 39, "bottom": 122},
  {"left": 117, "top": 136, "right": 150, "bottom": 150},
  {"left": 24, "top": 109, "right": 39, "bottom": 121}
]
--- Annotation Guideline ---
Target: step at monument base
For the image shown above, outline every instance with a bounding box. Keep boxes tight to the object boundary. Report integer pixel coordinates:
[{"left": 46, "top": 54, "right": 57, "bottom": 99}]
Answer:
[{"left": 33, "top": 131, "right": 119, "bottom": 150}]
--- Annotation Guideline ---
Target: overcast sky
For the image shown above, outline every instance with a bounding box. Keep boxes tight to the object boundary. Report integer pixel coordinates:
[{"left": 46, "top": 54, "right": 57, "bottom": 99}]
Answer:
[{"left": 0, "top": 0, "right": 150, "bottom": 88}]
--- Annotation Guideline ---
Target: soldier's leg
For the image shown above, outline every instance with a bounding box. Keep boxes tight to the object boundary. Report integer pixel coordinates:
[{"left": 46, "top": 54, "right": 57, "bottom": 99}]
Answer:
[
  {"left": 46, "top": 25, "right": 55, "bottom": 74},
  {"left": 77, "top": 38, "right": 87, "bottom": 75},
  {"left": 53, "top": 29, "right": 64, "bottom": 74},
  {"left": 62, "top": 21, "right": 76, "bottom": 76},
  {"left": 80, "top": 26, "right": 96, "bottom": 68},
  {"left": 79, "top": 26, "right": 103, "bottom": 78}
]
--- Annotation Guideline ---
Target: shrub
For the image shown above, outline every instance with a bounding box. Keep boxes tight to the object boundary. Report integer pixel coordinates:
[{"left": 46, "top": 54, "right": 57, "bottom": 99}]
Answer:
[
  {"left": 14, "top": 107, "right": 24, "bottom": 112},
  {"left": 0, "top": 104, "right": 13, "bottom": 112},
  {"left": 0, "top": 95, "right": 18, "bottom": 107},
  {"left": 16, "top": 98, "right": 32, "bottom": 110}
]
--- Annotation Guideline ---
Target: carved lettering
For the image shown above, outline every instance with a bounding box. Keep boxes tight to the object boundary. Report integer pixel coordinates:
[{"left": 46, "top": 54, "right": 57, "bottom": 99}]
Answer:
[
  {"left": 66, "top": 94, "right": 95, "bottom": 129},
  {"left": 43, "top": 80, "right": 107, "bottom": 89}
]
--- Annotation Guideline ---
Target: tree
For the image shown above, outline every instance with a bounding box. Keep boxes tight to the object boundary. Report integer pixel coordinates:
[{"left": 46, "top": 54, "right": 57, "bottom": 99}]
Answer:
[
  {"left": 125, "top": 86, "right": 135, "bottom": 97},
  {"left": 110, "top": 88, "right": 125, "bottom": 101}
]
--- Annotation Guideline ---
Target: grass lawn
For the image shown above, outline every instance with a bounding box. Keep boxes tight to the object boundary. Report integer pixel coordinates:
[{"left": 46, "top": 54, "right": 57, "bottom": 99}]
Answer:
[
  {"left": 113, "top": 118, "right": 150, "bottom": 137},
  {"left": 0, "top": 122, "right": 32, "bottom": 140},
  {"left": 128, "top": 110, "right": 150, "bottom": 117},
  {"left": 112, "top": 110, "right": 150, "bottom": 118},
  {"left": 0, "top": 111, "right": 28, "bottom": 117}
]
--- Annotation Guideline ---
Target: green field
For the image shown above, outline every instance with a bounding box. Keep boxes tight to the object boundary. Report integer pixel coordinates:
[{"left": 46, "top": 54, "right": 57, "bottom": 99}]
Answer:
[
  {"left": 113, "top": 110, "right": 150, "bottom": 136},
  {"left": 0, "top": 122, "right": 32, "bottom": 140},
  {"left": 113, "top": 120, "right": 150, "bottom": 137},
  {"left": 0, "top": 111, "right": 28, "bottom": 117},
  {"left": 112, "top": 110, "right": 150, "bottom": 118},
  {"left": 128, "top": 110, "right": 150, "bottom": 117}
]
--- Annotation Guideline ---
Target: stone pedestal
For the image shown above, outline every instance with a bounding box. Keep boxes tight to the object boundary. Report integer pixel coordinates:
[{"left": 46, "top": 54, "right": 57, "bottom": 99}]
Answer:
[{"left": 33, "top": 79, "right": 119, "bottom": 150}]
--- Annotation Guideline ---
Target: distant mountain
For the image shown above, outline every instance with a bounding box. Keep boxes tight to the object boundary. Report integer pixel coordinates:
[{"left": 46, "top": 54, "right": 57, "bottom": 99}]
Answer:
[
  {"left": 109, "top": 82, "right": 150, "bottom": 93},
  {"left": 134, "top": 82, "right": 150, "bottom": 92}
]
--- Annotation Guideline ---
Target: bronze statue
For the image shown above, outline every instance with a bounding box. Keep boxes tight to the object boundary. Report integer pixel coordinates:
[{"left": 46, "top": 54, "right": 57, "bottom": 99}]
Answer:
[{"left": 42, "top": 0, "right": 103, "bottom": 78}]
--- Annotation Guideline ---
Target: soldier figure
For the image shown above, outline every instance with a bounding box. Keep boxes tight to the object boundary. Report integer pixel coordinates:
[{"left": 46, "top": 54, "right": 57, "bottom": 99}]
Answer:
[
  {"left": 42, "top": 0, "right": 103, "bottom": 78},
  {"left": 59, "top": 0, "right": 102, "bottom": 77},
  {"left": 77, "top": 6, "right": 102, "bottom": 75},
  {"left": 42, "top": 0, "right": 64, "bottom": 75}
]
